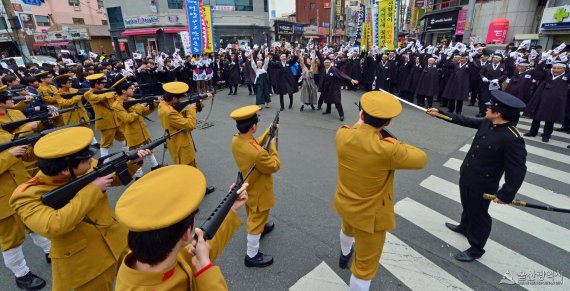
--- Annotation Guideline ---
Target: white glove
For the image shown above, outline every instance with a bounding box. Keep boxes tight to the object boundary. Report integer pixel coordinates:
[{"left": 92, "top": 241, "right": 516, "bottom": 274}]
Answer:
[
  {"left": 505, "top": 78, "right": 510, "bottom": 84},
  {"left": 492, "top": 79, "right": 498, "bottom": 83},
  {"left": 482, "top": 77, "right": 489, "bottom": 82}
]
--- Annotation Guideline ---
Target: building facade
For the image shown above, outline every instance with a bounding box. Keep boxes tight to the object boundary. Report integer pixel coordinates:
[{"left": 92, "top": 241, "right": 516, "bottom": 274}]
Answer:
[
  {"left": 104, "top": 0, "right": 270, "bottom": 57},
  {"left": 539, "top": 0, "right": 570, "bottom": 49},
  {"left": 295, "top": 0, "right": 333, "bottom": 43}
]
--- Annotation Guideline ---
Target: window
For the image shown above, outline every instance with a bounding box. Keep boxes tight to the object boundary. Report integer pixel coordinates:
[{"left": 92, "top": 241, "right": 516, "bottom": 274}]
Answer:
[
  {"left": 72, "top": 18, "right": 85, "bottom": 24},
  {"left": 433, "top": 0, "right": 460, "bottom": 10},
  {"left": 101, "top": 19, "right": 108, "bottom": 25},
  {"left": 310, "top": 3, "right": 315, "bottom": 9},
  {"left": 97, "top": 0, "right": 104, "bottom": 9},
  {"left": 264, "top": 0, "right": 268, "bottom": 12},
  {"left": 68, "top": 0, "right": 80, "bottom": 6},
  {"left": 0, "top": 17, "right": 7, "bottom": 30},
  {"left": 35, "top": 15, "right": 50, "bottom": 26},
  {"left": 107, "top": 7, "right": 124, "bottom": 29},
  {"left": 167, "top": 0, "right": 183, "bottom": 9},
  {"left": 235, "top": 0, "right": 253, "bottom": 11},
  {"left": 310, "top": 18, "right": 317, "bottom": 25}
]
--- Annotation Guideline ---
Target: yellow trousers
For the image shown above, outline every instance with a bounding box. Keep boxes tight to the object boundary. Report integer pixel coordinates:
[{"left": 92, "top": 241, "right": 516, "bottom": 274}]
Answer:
[
  {"left": 245, "top": 207, "right": 270, "bottom": 235},
  {"left": 342, "top": 221, "right": 386, "bottom": 280},
  {"left": 100, "top": 127, "right": 125, "bottom": 148},
  {"left": 0, "top": 215, "right": 25, "bottom": 251}
]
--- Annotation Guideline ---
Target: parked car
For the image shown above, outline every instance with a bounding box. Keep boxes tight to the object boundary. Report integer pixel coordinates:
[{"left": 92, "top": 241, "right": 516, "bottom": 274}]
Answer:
[{"left": 0, "top": 55, "right": 57, "bottom": 69}]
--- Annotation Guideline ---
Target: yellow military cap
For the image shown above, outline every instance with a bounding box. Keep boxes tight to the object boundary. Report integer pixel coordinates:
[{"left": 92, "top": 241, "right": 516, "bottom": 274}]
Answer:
[
  {"left": 116, "top": 165, "right": 206, "bottom": 232},
  {"left": 34, "top": 127, "right": 95, "bottom": 159},
  {"left": 163, "top": 81, "right": 189, "bottom": 94},
  {"left": 230, "top": 105, "right": 261, "bottom": 121},
  {"left": 0, "top": 85, "right": 6, "bottom": 93},
  {"left": 111, "top": 76, "right": 127, "bottom": 88},
  {"left": 360, "top": 91, "right": 402, "bottom": 119},
  {"left": 33, "top": 71, "right": 50, "bottom": 78},
  {"left": 52, "top": 73, "right": 72, "bottom": 82},
  {"left": 85, "top": 73, "right": 105, "bottom": 81}
]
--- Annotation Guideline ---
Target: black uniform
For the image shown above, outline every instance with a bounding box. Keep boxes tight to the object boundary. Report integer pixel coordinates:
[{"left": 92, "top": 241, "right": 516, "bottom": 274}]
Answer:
[{"left": 443, "top": 113, "right": 527, "bottom": 258}]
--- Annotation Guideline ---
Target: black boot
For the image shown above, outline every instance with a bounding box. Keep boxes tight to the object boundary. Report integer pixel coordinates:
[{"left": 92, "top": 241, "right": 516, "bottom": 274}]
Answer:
[
  {"left": 45, "top": 253, "right": 51, "bottom": 264},
  {"left": 15, "top": 272, "right": 46, "bottom": 290},
  {"left": 244, "top": 252, "right": 274, "bottom": 267},
  {"left": 310, "top": 104, "right": 315, "bottom": 110},
  {"left": 288, "top": 95, "right": 293, "bottom": 109},
  {"left": 300, "top": 105, "right": 304, "bottom": 111},
  {"left": 339, "top": 244, "right": 354, "bottom": 269},
  {"left": 205, "top": 186, "right": 215, "bottom": 195}
]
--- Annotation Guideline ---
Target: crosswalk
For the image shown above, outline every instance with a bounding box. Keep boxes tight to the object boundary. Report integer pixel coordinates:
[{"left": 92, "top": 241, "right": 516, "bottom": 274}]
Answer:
[{"left": 379, "top": 117, "right": 570, "bottom": 290}]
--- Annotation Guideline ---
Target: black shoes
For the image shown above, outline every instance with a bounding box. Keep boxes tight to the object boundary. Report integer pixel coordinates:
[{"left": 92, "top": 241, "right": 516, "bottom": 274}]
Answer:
[
  {"left": 245, "top": 252, "right": 273, "bottom": 268},
  {"left": 523, "top": 132, "right": 537, "bottom": 137},
  {"left": 150, "top": 164, "right": 163, "bottom": 171},
  {"left": 554, "top": 127, "right": 570, "bottom": 133},
  {"left": 260, "top": 221, "right": 274, "bottom": 239},
  {"left": 322, "top": 111, "right": 331, "bottom": 115},
  {"left": 280, "top": 107, "right": 284, "bottom": 111},
  {"left": 228, "top": 91, "right": 233, "bottom": 95},
  {"left": 310, "top": 104, "right": 315, "bottom": 110},
  {"left": 340, "top": 116, "right": 345, "bottom": 121},
  {"left": 288, "top": 103, "right": 292, "bottom": 109},
  {"left": 339, "top": 245, "right": 354, "bottom": 269},
  {"left": 300, "top": 105, "right": 304, "bottom": 111},
  {"left": 316, "top": 106, "right": 321, "bottom": 110},
  {"left": 445, "top": 223, "right": 466, "bottom": 236},
  {"left": 15, "top": 272, "right": 46, "bottom": 290},
  {"left": 454, "top": 249, "right": 481, "bottom": 262},
  {"left": 205, "top": 186, "right": 215, "bottom": 195},
  {"left": 542, "top": 137, "right": 550, "bottom": 143},
  {"left": 233, "top": 92, "right": 237, "bottom": 95},
  {"left": 45, "top": 253, "right": 51, "bottom": 264}
]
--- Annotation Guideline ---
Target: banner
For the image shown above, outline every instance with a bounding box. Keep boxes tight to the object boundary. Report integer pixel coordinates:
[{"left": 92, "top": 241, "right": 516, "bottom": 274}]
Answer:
[
  {"left": 179, "top": 31, "right": 192, "bottom": 56},
  {"left": 202, "top": 5, "right": 215, "bottom": 53},
  {"left": 372, "top": 4, "right": 378, "bottom": 47},
  {"left": 378, "top": 0, "right": 395, "bottom": 50},
  {"left": 185, "top": 0, "right": 202, "bottom": 54},
  {"left": 355, "top": 4, "right": 365, "bottom": 41},
  {"left": 362, "top": 23, "right": 369, "bottom": 51},
  {"left": 200, "top": 1, "right": 208, "bottom": 50}
]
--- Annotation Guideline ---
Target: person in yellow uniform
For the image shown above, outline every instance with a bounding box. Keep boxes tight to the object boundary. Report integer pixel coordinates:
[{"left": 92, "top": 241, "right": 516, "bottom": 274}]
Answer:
[
  {"left": 114, "top": 165, "right": 248, "bottom": 290},
  {"left": 112, "top": 79, "right": 162, "bottom": 178},
  {"left": 53, "top": 74, "right": 90, "bottom": 125},
  {"left": 230, "top": 105, "right": 280, "bottom": 267},
  {"left": 157, "top": 81, "right": 215, "bottom": 194},
  {"left": 333, "top": 91, "right": 428, "bottom": 291},
  {"left": 9, "top": 127, "right": 151, "bottom": 291},
  {"left": 84, "top": 73, "right": 126, "bottom": 158},
  {"left": 0, "top": 87, "right": 41, "bottom": 135},
  {"left": 36, "top": 71, "right": 64, "bottom": 127},
  {"left": 0, "top": 130, "right": 50, "bottom": 290}
]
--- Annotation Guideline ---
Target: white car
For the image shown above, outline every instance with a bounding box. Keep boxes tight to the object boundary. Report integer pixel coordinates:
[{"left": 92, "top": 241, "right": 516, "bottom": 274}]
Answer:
[{"left": 0, "top": 55, "right": 58, "bottom": 69}]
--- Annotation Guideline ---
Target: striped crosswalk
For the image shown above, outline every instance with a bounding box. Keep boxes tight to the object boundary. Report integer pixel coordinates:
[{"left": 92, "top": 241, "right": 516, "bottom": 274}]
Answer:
[{"left": 379, "top": 121, "right": 570, "bottom": 290}]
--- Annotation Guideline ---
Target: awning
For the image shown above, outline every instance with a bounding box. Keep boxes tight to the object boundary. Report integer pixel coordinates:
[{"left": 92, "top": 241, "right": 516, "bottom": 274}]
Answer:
[
  {"left": 34, "top": 41, "right": 69, "bottom": 47},
  {"left": 163, "top": 27, "right": 187, "bottom": 34},
  {"left": 514, "top": 33, "right": 539, "bottom": 40},
  {"left": 121, "top": 28, "right": 159, "bottom": 36}
]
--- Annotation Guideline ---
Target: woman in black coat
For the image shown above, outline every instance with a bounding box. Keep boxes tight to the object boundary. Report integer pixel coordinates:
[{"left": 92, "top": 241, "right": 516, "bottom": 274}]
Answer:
[
  {"left": 415, "top": 57, "right": 440, "bottom": 108},
  {"left": 442, "top": 54, "right": 471, "bottom": 114},
  {"left": 225, "top": 53, "right": 241, "bottom": 95},
  {"left": 346, "top": 53, "right": 362, "bottom": 91},
  {"left": 523, "top": 62, "right": 570, "bottom": 142},
  {"left": 268, "top": 52, "right": 299, "bottom": 111},
  {"left": 361, "top": 53, "right": 378, "bottom": 91},
  {"left": 396, "top": 53, "right": 414, "bottom": 102}
]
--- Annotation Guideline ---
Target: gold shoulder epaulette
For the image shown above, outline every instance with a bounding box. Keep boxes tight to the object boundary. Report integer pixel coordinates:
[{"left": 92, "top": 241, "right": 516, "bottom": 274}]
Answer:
[{"left": 508, "top": 126, "right": 522, "bottom": 138}]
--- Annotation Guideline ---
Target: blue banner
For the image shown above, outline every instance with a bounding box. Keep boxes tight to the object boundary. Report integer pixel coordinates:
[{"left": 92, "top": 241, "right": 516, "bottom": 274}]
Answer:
[
  {"left": 23, "top": 0, "right": 42, "bottom": 6},
  {"left": 185, "top": 0, "right": 202, "bottom": 54}
]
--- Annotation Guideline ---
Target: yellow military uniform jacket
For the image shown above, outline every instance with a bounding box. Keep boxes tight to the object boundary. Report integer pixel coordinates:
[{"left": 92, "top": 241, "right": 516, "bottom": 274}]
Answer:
[
  {"left": 333, "top": 123, "right": 428, "bottom": 233},
  {"left": 55, "top": 88, "right": 90, "bottom": 125},
  {"left": 0, "top": 132, "right": 32, "bottom": 220},
  {"left": 231, "top": 128, "right": 280, "bottom": 212},
  {"left": 0, "top": 109, "right": 35, "bottom": 135},
  {"left": 112, "top": 100, "right": 153, "bottom": 148},
  {"left": 13, "top": 100, "right": 29, "bottom": 111},
  {"left": 9, "top": 162, "right": 140, "bottom": 290},
  {"left": 37, "top": 84, "right": 59, "bottom": 107},
  {"left": 115, "top": 211, "right": 242, "bottom": 291},
  {"left": 84, "top": 89, "right": 120, "bottom": 131},
  {"left": 157, "top": 101, "right": 198, "bottom": 166}
]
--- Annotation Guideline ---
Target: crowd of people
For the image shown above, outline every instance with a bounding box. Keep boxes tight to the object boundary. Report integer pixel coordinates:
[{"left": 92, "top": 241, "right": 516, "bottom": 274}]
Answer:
[{"left": 0, "top": 37, "right": 565, "bottom": 291}]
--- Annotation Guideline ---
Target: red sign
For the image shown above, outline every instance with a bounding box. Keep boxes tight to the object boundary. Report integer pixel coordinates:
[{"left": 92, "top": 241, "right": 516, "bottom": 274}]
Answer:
[
  {"left": 486, "top": 18, "right": 509, "bottom": 44},
  {"left": 324, "top": 2, "right": 331, "bottom": 8},
  {"left": 416, "top": 0, "right": 424, "bottom": 7}
]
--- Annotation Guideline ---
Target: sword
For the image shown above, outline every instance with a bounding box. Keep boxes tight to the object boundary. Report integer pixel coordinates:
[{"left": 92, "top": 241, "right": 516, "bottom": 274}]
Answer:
[
  {"left": 483, "top": 194, "right": 570, "bottom": 214},
  {"left": 377, "top": 88, "right": 452, "bottom": 121}
]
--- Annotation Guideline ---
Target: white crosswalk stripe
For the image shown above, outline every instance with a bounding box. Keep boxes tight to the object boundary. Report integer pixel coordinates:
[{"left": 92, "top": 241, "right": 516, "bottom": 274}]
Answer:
[
  {"left": 381, "top": 233, "right": 473, "bottom": 291},
  {"left": 457, "top": 146, "right": 570, "bottom": 185},
  {"left": 460, "top": 141, "right": 570, "bottom": 165},
  {"left": 444, "top": 157, "right": 570, "bottom": 209},
  {"left": 394, "top": 198, "right": 569, "bottom": 291},
  {"left": 420, "top": 175, "right": 570, "bottom": 252}
]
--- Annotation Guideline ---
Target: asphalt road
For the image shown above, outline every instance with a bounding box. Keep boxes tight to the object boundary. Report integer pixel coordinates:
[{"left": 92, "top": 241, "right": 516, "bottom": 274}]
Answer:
[{"left": 1, "top": 86, "right": 568, "bottom": 290}]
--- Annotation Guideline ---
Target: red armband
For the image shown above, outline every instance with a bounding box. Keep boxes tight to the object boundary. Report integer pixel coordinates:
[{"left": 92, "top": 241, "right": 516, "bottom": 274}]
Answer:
[{"left": 194, "top": 262, "right": 214, "bottom": 278}]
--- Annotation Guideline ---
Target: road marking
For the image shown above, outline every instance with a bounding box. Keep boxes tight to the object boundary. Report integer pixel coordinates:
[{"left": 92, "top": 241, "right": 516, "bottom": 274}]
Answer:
[
  {"left": 420, "top": 175, "right": 570, "bottom": 252},
  {"left": 289, "top": 261, "right": 348, "bottom": 291},
  {"left": 461, "top": 141, "right": 570, "bottom": 165},
  {"left": 444, "top": 157, "right": 570, "bottom": 209},
  {"left": 382, "top": 233, "right": 474, "bottom": 291},
  {"left": 516, "top": 124, "right": 570, "bottom": 148},
  {"left": 457, "top": 146, "right": 570, "bottom": 185},
  {"left": 395, "top": 198, "right": 569, "bottom": 291}
]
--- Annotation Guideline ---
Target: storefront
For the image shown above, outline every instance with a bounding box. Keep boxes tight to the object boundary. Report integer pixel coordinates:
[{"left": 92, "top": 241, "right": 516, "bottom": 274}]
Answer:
[
  {"left": 539, "top": 5, "right": 570, "bottom": 50},
  {"left": 216, "top": 25, "right": 269, "bottom": 50},
  {"left": 0, "top": 34, "right": 20, "bottom": 57},
  {"left": 303, "top": 25, "right": 327, "bottom": 44},
  {"left": 274, "top": 21, "right": 304, "bottom": 43},
  {"left": 33, "top": 29, "right": 92, "bottom": 58},
  {"left": 421, "top": 7, "right": 461, "bottom": 45}
]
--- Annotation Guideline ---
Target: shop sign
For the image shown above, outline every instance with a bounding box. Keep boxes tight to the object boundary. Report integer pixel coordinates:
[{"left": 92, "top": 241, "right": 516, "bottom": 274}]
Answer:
[
  {"left": 540, "top": 5, "right": 570, "bottom": 29},
  {"left": 455, "top": 9, "right": 467, "bottom": 35},
  {"left": 124, "top": 14, "right": 184, "bottom": 28},
  {"left": 214, "top": 5, "right": 235, "bottom": 11},
  {"left": 277, "top": 24, "right": 294, "bottom": 35},
  {"left": 294, "top": 24, "right": 304, "bottom": 35},
  {"left": 304, "top": 25, "right": 319, "bottom": 34},
  {"left": 33, "top": 28, "right": 90, "bottom": 43},
  {"left": 425, "top": 9, "right": 458, "bottom": 31},
  {"left": 322, "top": 22, "right": 329, "bottom": 28},
  {"left": 324, "top": 2, "right": 331, "bottom": 9}
]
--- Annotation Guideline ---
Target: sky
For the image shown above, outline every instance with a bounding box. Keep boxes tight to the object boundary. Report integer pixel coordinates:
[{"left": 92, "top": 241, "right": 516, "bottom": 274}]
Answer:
[{"left": 272, "top": 0, "right": 295, "bottom": 17}]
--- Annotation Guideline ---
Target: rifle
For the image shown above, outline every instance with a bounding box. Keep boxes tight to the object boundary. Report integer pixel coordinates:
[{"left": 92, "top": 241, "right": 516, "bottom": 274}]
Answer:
[
  {"left": 123, "top": 96, "right": 160, "bottom": 110},
  {"left": 200, "top": 114, "right": 279, "bottom": 240},
  {"left": 59, "top": 88, "right": 90, "bottom": 99},
  {"left": 0, "top": 118, "right": 99, "bottom": 153},
  {"left": 41, "top": 128, "right": 185, "bottom": 209},
  {"left": 173, "top": 91, "right": 215, "bottom": 112},
  {"left": 0, "top": 106, "right": 78, "bottom": 133},
  {"left": 93, "top": 88, "right": 117, "bottom": 94}
]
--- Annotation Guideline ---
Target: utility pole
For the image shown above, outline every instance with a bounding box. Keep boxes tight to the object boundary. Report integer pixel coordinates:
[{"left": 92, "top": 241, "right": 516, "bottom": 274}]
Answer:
[
  {"left": 330, "top": 0, "right": 335, "bottom": 44},
  {"left": 1, "top": 0, "right": 32, "bottom": 61},
  {"left": 462, "top": 0, "right": 476, "bottom": 42}
]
